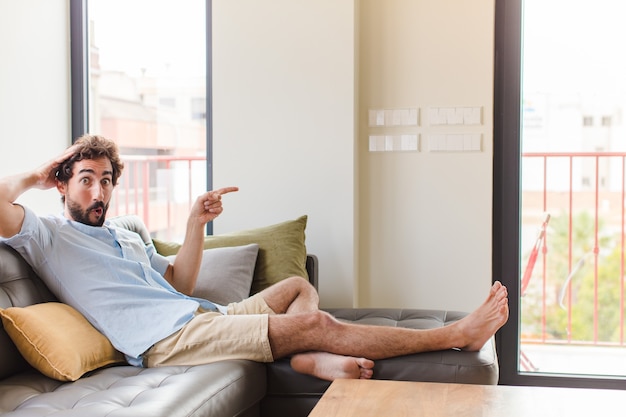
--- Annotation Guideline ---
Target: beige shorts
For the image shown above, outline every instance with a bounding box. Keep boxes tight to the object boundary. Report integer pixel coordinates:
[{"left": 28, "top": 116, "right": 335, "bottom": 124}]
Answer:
[{"left": 143, "top": 293, "right": 276, "bottom": 367}]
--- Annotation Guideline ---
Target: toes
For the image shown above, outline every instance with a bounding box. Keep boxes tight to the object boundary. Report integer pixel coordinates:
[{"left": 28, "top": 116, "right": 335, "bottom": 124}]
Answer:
[
  {"left": 360, "top": 368, "right": 374, "bottom": 379},
  {"left": 356, "top": 358, "right": 375, "bottom": 379},
  {"left": 356, "top": 357, "right": 375, "bottom": 370}
]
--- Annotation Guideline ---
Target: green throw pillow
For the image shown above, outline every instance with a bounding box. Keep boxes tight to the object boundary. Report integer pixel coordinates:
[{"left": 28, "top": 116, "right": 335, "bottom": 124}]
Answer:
[{"left": 154, "top": 215, "right": 308, "bottom": 294}]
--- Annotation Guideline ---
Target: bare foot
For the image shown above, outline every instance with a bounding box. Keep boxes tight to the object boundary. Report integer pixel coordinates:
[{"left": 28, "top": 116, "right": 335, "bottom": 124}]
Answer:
[
  {"left": 290, "top": 352, "right": 375, "bottom": 381},
  {"left": 457, "top": 281, "right": 509, "bottom": 351}
]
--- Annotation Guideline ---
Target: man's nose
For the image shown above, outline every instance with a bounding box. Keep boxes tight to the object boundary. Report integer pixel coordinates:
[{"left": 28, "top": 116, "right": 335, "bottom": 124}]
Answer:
[{"left": 92, "top": 183, "right": 104, "bottom": 200}]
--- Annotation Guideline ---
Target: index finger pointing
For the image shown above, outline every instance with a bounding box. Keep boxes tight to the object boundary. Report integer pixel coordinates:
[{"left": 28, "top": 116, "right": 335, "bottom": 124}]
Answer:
[{"left": 213, "top": 186, "right": 239, "bottom": 197}]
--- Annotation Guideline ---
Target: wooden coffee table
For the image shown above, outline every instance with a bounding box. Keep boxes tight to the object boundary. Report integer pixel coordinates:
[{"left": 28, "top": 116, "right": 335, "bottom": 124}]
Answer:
[{"left": 308, "top": 379, "right": 626, "bottom": 416}]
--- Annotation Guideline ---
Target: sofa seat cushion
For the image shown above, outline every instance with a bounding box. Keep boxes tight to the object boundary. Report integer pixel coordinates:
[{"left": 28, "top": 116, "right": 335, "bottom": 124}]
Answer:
[
  {"left": 327, "top": 308, "right": 499, "bottom": 383},
  {"left": 261, "top": 308, "right": 498, "bottom": 417},
  {"left": 0, "top": 360, "right": 266, "bottom": 417}
]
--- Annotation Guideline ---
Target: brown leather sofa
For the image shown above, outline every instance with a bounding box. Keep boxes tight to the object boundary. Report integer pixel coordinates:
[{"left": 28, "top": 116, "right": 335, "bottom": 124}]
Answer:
[{"left": 0, "top": 216, "right": 498, "bottom": 417}]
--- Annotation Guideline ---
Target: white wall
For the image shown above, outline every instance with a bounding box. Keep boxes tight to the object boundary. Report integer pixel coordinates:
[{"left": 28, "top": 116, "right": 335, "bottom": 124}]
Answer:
[
  {"left": 214, "top": 0, "right": 495, "bottom": 311},
  {"left": 358, "top": 0, "right": 495, "bottom": 311},
  {"left": 0, "top": 0, "right": 71, "bottom": 215},
  {"left": 212, "top": 0, "right": 357, "bottom": 307}
]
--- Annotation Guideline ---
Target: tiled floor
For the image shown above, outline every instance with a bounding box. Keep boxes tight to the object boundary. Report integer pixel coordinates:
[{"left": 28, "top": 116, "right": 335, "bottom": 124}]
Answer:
[{"left": 521, "top": 343, "right": 626, "bottom": 377}]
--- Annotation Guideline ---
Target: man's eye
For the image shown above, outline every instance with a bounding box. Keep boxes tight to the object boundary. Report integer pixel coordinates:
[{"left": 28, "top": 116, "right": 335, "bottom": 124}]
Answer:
[
  {"left": 102, "top": 179, "right": 111, "bottom": 186},
  {"left": 80, "top": 178, "right": 90, "bottom": 184}
]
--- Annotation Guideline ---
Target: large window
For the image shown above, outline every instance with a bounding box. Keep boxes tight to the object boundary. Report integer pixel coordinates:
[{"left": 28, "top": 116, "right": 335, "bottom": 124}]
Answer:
[
  {"left": 495, "top": 0, "right": 626, "bottom": 389},
  {"left": 70, "top": 0, "right": 212, "bottom": 240}
]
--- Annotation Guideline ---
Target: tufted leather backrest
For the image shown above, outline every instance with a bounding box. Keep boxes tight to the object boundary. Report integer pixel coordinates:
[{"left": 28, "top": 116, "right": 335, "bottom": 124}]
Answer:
[
  {"left": 0, "top": 244, "right": 56, "bottom": 309},
  {"left": 0, "top": 242, "right": 57, "bottom": 378}
]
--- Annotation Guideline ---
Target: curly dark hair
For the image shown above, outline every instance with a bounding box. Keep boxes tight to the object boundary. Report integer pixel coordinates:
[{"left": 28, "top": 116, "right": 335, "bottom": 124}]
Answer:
[{"left": 56, "top": 134, "right": 124, "bottom": 187}]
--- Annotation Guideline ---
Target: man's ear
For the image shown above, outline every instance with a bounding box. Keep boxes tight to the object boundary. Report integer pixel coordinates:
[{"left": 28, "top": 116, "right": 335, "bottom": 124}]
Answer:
[{"left": 56, "top": 180, "right": 67, "bottom": 196}]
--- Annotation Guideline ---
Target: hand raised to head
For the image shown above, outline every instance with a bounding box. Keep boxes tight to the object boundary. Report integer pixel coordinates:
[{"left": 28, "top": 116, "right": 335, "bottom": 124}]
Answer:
[
  {"left": 34, "top": 144, "right": 80, "bottom": 190},
  {"left": 0, "top": 144, "right": 80, "bottom": 238}
]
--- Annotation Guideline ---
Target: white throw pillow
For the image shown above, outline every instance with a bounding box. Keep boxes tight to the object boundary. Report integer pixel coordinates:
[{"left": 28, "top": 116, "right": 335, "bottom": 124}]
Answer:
[{"left": 167, "top": 244, "right": 259, "bottom": 305}]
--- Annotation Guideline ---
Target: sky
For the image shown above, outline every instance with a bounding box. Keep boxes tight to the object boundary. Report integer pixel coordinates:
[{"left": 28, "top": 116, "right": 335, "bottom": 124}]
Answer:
[
  {"left": 89, "top": 0, "right": 206, "bottom": 77},
  {"left": 522, "top": 0, "right": 626, "bottom": 95}
]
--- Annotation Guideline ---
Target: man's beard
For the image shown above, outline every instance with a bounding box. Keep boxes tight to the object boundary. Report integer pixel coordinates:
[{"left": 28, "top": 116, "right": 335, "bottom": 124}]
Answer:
[{"left": 66, "top": 198, "right": 109, "bottom": 227}]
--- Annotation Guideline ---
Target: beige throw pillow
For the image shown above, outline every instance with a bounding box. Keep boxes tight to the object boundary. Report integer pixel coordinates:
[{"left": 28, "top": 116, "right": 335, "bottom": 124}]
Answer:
[{"left": 0, "top": 303, "right": 125, "bottom": 381}]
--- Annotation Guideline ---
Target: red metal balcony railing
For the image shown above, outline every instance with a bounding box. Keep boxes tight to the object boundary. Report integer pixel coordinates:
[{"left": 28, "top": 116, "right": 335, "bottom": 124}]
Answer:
[
  {"left": 521, "top": 151, "right": 626, "bottom": 351},
  {"left": 107, "top": 154, "right": 206, "bottom": 242}
]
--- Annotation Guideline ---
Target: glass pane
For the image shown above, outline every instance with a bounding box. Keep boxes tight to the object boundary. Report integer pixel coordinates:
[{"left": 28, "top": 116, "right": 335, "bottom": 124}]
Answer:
[
  {"left": 87, "top": 0, "right": 206, "bottom": 241},
  {"left": 520, "top": 0, "right": 626, "bottom": 377}
]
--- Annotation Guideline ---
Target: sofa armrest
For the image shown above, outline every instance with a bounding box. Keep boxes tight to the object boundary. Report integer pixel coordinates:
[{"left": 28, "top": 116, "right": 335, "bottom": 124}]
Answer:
[{"left": 305, "top": 254, "right": 318, "bottom": 290}]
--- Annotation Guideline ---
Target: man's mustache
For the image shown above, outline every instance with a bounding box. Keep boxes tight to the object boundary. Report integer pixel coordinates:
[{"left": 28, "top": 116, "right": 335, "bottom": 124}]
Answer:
[{"left": 87, "top": 201, "right": 106, "bottom": 211}]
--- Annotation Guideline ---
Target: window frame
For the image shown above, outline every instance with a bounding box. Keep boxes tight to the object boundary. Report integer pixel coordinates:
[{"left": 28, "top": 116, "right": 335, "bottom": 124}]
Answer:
[
  {"left": 494, "top": 0, "right": 626, "bottom": 389},
  {"left": 69, "top": 0, "right": 88, "bottom": 140}
]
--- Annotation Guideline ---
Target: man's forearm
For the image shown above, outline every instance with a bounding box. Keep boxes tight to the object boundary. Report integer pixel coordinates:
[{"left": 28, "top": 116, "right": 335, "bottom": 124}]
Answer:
[
  {"left": 0, "top": 171, "right": 39, "bottom": 237},
  {"left": 1, "top": 171, "right": 42, "bottom": 202},
  {"left": 166, "top": 187, "right": 237, "bottom": 295},
  {"left": 167, "top": 220, "right": 206, "bottom": 295},
  {"left": 0, "top": 145, "right": 77, "bottom": 238}
]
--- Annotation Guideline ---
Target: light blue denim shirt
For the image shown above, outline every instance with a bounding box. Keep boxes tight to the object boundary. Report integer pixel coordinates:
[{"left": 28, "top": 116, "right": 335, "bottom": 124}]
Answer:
[{"left": 2, "top": 206, "right": 217, "bottom": 365}]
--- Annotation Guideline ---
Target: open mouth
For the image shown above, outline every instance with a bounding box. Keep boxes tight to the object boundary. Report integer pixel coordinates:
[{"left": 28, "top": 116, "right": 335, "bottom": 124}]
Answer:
[{"left": 90, "top": 206, "right": 104, "bottom": 217}]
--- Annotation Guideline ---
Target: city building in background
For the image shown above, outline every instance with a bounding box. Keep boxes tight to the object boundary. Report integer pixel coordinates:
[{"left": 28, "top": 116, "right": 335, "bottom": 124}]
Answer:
[
  {"left": 519, "top": 0, "right": 626, "bottom": 377},
  {"left": 86, "top": 0, "right": 207, "bottom": 241}
]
